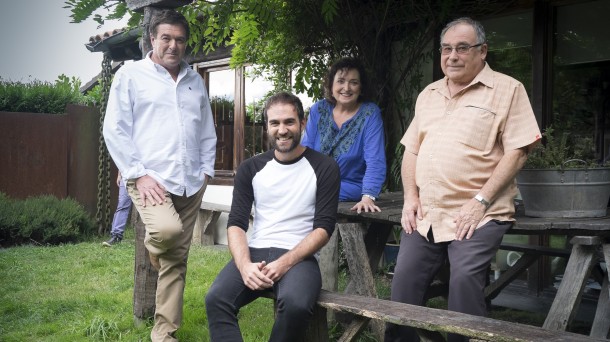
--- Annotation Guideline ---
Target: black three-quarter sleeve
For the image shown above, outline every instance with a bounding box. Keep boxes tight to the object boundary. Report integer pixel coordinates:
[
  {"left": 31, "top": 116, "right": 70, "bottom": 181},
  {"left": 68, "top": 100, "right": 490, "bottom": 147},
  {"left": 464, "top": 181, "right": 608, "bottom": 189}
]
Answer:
[
  {"left": 227, "top": 150, "right": 274, "bottom": 231},
  {"left": 227, "top": 160, "right": 256, "bottom": 231},
  {"left": 307, "top": 149, "right": 341, "bottom": 237}
]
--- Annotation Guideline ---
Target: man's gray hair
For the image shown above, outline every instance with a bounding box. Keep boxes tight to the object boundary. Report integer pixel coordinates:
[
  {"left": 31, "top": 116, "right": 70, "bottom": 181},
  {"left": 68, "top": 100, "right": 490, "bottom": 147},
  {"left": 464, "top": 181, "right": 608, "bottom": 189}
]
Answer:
[{"left": 440, "top": 17, "right": 486, "bottom": 45}]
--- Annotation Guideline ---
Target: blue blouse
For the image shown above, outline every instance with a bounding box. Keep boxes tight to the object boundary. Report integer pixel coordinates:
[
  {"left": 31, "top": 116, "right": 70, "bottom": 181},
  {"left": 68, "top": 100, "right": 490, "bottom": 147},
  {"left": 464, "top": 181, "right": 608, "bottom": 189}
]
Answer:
[{"left": 302, "top": 99, "right": 386, "bottom": 201}]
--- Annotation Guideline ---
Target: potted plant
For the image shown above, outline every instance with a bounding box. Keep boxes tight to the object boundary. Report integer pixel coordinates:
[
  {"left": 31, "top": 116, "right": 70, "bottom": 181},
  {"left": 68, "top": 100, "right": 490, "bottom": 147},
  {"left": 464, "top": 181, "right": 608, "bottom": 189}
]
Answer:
[{"left": 517, "top": 126, "right": 610, "bottom": 218}]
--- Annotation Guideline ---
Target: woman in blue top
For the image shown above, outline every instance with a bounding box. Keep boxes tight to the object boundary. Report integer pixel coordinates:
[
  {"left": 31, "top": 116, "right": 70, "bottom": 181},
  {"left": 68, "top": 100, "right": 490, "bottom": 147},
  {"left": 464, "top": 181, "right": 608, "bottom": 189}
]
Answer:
[{"left": 302, "top": 57, "right": 386, "bottom": 213}]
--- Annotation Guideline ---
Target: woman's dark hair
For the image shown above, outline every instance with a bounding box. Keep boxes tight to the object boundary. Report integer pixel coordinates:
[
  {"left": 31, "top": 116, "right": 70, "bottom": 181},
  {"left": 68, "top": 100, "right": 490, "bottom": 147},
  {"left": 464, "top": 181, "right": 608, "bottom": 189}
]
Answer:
[
  {"left": 324, "top": 57, "right": 370, "bottom": 104},
  {"left": 263, "top": 92, "right": 305, "bottom": 123},
  {"left": 150, "top": 9, "right": 190, "bottom": 40}
]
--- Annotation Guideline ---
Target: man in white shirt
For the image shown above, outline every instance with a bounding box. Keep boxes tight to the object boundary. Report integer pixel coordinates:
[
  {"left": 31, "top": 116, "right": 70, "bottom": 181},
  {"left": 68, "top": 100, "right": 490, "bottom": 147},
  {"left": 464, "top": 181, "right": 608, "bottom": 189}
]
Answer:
[{"left": 102, "top": 9, "right": 216, "bottom": 342}]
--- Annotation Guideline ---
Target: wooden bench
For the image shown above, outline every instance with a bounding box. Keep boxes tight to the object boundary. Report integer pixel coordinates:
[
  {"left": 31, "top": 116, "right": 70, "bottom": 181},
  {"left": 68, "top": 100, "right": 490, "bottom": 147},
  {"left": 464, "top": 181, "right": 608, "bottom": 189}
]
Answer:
[
  {"left": 192, "top": 201, "right": 253, "bottom": 246},
  {"left": 303, "top": 290, "right": 607, "bottom": 342},
  {"left": 192, "top": 202, "right": 230, "bottom": 245}
]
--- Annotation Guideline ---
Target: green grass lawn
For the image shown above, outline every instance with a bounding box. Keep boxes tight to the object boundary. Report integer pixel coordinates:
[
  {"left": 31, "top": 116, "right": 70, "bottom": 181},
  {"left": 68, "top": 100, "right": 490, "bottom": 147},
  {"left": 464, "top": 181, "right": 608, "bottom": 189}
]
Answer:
[
  {"left": 1, "top": 228, "right": 579, "bottom": 342},
  {"left": 0, "top": 229, "right": 274, "bottom": 341}
]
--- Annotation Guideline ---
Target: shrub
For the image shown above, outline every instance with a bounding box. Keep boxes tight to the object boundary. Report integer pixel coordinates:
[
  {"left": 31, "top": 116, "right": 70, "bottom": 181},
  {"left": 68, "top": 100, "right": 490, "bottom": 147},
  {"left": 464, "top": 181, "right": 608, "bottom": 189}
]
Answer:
[
  {"left": 82, "top": 82, "right": 104, "bottom": 108},
  {"left": 0, "top": 75, "right": 93, "bottom": 114},
  {"left": 0, "top": 192, "right": 94, "bottom": 247}
]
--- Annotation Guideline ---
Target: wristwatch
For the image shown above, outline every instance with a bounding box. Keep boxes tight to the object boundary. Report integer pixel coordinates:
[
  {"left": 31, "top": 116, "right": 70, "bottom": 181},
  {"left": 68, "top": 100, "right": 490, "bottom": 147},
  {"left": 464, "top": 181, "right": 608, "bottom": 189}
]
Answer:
[
  {"left": 362, "top": 194, "right": 376, "bottom": 201},
  {"left": 474, "top": 194, "right": 490, "bottom": 208}
]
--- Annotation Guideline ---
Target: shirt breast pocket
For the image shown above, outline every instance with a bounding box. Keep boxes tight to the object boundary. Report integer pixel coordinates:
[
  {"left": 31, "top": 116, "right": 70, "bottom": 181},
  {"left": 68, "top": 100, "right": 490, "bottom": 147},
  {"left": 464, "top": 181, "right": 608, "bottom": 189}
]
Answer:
[{"left": 456, "top": 105, "right": 496, "bottom": 151}]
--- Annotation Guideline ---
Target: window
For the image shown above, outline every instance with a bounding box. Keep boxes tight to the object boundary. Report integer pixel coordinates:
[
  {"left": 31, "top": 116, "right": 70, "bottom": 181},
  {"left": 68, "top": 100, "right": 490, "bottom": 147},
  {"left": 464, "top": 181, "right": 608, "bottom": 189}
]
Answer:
[
  {"left": 207, "top": 67, "right": 235, "bottom": 174},
  {"left": 552, "top": 0, "right": 610, "bottom": 161},
  {"left": 482, "top": 12, "right": 534, "bottom": 96},
  {"left": 244, "top": 66, "right": 273, "bottom": 159},
  {"left": 194, "top": 61, "right": 276, "bottom": 184}
]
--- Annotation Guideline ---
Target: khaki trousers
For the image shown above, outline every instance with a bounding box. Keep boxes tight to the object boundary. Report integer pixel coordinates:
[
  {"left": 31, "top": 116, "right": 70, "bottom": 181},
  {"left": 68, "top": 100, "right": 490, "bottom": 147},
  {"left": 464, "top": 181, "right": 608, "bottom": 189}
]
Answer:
[{"left": 127, "top": 180, "right": 207, "bottom": 342}]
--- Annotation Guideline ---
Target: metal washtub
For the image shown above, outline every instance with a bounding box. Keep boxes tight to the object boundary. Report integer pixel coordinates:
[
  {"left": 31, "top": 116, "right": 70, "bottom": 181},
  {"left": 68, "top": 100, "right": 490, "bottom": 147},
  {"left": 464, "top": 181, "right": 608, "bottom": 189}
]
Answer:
[{"left": 517, "top": 163, "right": 610, "bottom": 218}]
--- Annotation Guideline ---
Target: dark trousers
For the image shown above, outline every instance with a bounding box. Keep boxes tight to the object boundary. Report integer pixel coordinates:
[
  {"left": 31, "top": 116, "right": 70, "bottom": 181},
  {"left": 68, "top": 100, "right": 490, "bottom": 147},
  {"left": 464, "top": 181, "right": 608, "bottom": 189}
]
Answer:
[
  {"left": 384, "top": 220, "right": 512, "bottom": 342},
  {"left": 205, "top": 247, "right": 321, "bottom": 342}
]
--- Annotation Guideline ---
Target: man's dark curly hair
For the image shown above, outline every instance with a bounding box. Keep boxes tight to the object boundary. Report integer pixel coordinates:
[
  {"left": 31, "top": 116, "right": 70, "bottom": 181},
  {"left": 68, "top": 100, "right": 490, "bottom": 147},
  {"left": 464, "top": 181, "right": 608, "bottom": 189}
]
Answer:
[{"left": 263, "top": 92, "right": 305, "bottom": 123}]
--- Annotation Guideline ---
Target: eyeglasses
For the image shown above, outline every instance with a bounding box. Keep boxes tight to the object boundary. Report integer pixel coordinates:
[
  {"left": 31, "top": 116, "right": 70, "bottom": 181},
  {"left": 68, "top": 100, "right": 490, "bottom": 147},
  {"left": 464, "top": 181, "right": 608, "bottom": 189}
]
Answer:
[{"left": 439, "top": 43, "right": 483, "bottom": 55}]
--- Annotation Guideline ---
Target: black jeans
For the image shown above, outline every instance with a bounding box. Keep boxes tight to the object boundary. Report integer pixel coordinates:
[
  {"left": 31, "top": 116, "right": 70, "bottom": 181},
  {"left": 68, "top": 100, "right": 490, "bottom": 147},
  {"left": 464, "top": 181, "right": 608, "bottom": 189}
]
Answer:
[{"left": 205, "top": 247, "right": 321, "bottom": 342}]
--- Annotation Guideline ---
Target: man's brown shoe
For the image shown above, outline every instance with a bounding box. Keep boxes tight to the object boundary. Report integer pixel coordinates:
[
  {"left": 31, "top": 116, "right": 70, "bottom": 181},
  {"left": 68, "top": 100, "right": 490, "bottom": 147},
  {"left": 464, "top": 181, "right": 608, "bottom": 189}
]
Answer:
[{"left": 149, "top": 253, "right": 160, "bottom": 271}]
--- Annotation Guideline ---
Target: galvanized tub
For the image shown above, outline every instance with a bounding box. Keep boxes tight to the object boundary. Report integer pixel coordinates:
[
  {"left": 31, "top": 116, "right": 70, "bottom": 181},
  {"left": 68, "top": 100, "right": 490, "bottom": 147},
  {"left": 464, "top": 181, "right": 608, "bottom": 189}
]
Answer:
[{"left": 517, "top": 164, "right": 610, "bottom": 218}]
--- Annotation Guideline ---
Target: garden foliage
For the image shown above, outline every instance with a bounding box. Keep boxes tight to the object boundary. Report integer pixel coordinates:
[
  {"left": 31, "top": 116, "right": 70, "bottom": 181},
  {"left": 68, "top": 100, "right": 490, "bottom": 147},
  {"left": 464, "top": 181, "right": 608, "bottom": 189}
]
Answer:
[
  {"left": 0, "top": 192, "right": 94, "bottom": 247},
  {"left": 0, "top": 75, "right": 95, "bottom": 114},
  {"left": 525, "top": 126, "right": 603, "bottom": 169}
]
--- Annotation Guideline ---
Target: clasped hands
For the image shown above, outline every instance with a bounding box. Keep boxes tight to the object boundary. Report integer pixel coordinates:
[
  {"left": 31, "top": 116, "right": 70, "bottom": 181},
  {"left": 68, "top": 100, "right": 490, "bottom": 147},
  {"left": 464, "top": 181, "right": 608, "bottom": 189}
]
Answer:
[{"left": 240, "top": 259, "right": 290, "bottom": 291}]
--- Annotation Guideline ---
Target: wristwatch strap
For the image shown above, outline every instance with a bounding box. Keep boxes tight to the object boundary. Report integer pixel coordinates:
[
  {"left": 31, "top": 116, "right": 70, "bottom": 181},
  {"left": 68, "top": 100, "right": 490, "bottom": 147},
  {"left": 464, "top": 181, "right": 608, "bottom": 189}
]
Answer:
[
  {"left": 474, "top": 194, "right": 490, "bottom": 208},
  {"left": 362, "top": 194, "right": 376, "bottom": 201}
]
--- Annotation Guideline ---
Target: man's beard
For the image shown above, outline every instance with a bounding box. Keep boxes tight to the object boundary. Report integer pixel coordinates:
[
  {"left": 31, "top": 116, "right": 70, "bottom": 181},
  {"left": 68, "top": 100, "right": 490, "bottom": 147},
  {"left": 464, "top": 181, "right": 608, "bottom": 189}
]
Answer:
[{"left": 269, "top": 131, "right": 301, "bottom": 153}]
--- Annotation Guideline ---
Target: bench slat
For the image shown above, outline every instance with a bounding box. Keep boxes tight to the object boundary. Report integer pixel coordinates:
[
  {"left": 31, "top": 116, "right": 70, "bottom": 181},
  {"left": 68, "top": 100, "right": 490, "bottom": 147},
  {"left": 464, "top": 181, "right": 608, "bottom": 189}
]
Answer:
[{"left": 316, "top": 290, "right": 605, "bottom": 342}]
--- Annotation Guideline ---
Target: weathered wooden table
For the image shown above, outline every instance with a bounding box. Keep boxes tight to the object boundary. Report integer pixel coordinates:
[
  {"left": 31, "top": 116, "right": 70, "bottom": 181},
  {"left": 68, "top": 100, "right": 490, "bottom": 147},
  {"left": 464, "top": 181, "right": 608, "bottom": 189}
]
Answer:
[{"left": 326, "top": 191, "right": 610, "bottom": 339}]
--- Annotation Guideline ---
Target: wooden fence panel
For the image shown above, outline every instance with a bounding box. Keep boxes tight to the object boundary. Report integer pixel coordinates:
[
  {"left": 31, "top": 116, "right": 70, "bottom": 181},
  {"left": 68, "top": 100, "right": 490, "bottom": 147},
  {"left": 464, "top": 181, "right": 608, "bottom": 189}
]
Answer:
[{"left": 0, "top": 105, "right": 114, "bottom": 219}]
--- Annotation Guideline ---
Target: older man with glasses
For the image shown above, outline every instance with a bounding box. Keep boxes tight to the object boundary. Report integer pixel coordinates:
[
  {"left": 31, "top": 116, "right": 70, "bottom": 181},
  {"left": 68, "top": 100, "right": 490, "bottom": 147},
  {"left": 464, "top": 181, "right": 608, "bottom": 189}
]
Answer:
[{"left": 385, "top": 17, "right": 541, "bottom": 342}]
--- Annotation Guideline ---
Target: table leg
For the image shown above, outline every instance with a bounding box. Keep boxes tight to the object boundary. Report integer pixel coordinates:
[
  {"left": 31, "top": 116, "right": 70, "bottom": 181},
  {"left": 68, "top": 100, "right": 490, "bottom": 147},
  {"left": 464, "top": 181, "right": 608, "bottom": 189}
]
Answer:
[
  {"left": 202, "top": 211, "right": 220, "bottom": 245},
  {"left": 589, "top": 243, "right": 610, "bottom": 338},
  {"left": 319, "top": 228, "right": 340, "bottom": 322},
  {"left": 193, "top": 209, "right": 219, "bottom": 246},
  {"left": 363, "top": 223, "right": 392, "bottom": 274},
  {"left": 338, "top": 222, "right": 384, "bottom": 340},
  {"left": 320, "top": 227, "right": 340, "bottom": 292},
  {"left": 343, "top": 224, "right": 391, "bottom": 294},
  {"left": 543, "top": 236, "right": 599, "bottom": 331},
  {"left": 339, "top": 223, "right": 376, "bottom": 297}
]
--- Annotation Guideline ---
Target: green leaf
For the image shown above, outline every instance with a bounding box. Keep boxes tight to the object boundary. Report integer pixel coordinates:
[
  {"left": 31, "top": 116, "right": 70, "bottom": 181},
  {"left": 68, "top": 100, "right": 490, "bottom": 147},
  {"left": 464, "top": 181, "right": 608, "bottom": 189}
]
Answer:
[{"left": 321, "top": 0, "right": 338, "bottom": 25}]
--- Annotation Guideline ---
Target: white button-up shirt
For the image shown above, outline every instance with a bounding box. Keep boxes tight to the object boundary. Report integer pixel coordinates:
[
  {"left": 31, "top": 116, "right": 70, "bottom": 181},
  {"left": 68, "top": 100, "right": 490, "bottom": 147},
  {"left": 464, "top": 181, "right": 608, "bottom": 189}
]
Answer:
[{"left": 103, "top": 52, "right": 217, "bottom": 197}]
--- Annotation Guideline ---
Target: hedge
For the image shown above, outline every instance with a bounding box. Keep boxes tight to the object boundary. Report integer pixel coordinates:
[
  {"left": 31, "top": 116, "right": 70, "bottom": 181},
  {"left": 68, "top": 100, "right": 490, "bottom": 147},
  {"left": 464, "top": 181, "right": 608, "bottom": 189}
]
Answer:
[{"left": 0, "top": 192, "right": 94, "bottom": 247}]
